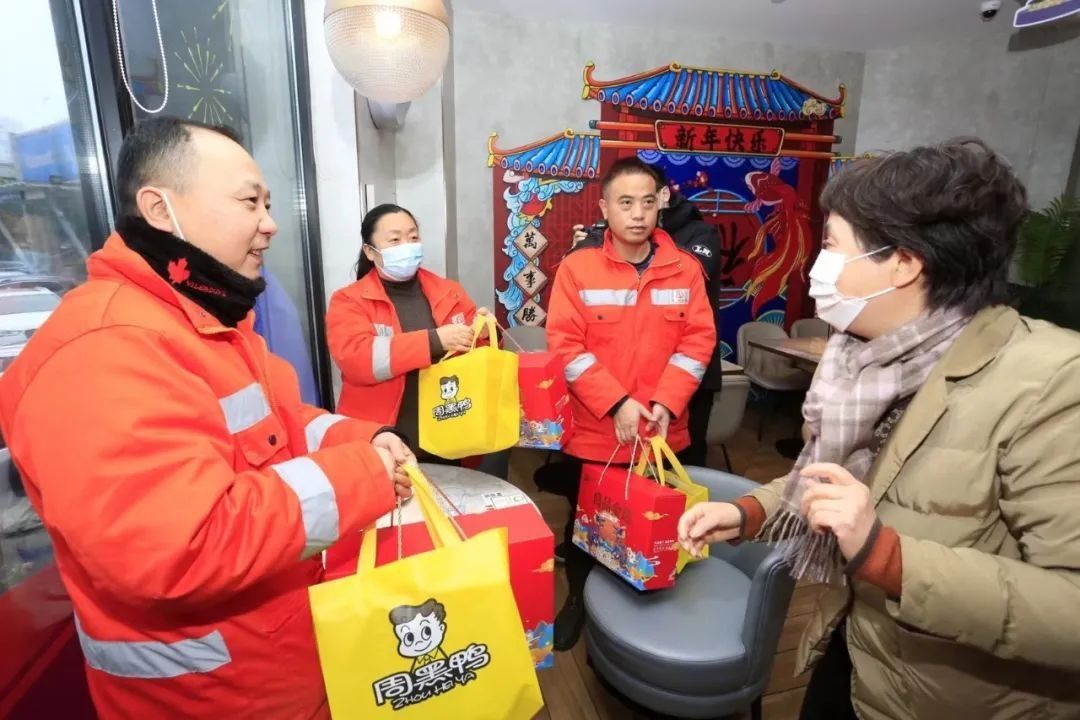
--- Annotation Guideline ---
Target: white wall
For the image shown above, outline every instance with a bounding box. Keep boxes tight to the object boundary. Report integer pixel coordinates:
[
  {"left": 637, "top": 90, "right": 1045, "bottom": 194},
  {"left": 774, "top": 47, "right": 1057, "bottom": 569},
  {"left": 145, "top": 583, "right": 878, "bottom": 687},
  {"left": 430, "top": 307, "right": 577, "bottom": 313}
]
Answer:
[
  {"left": 855, "top": 21, "right": 1080, "bottom": 210},
  {"left": 305, "top": 0, "right": 454, "bottom": 396},
  {"left": 448, "top": 7, "right": 867, "bottom": 309},
  {"left": 355, "top": 94, "right": 398, "bottom": 212},
  {"left": 394, "top": 81, "right": 449, "bottom": 277},
  {"left": 307, "top": 3, "right": 1080, "bottom": 322},
  {"left": 307, "top": 0, "right": 450, "bottom": 284},
  {"left": 304, "top": 0, "right": 363, "bottom": 399}
]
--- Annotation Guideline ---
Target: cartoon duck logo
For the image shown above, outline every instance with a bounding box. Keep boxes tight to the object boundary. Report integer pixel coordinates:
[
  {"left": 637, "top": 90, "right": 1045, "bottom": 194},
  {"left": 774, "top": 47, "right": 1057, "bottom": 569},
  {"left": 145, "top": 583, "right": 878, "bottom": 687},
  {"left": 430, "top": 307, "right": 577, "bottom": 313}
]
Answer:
[
  {"left": 433, "top": 375, "right": 472, "bottom": 421},
  {"left": 390, "top": 599, "right": 448, "bottom": 672},
  {"left": 439, "top": 376, "right": 459, "bottom": 403},
  {"left": 372, "top": 598, "right": 493, "bottom": 709}
]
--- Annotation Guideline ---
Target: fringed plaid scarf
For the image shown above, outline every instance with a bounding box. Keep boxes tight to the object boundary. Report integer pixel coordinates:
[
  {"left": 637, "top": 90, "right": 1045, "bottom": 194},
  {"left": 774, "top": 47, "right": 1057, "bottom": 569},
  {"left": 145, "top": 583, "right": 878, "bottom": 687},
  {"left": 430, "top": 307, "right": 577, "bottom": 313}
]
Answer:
[{"left": 759, "top": 308, "right": 971, "bottom": 584}]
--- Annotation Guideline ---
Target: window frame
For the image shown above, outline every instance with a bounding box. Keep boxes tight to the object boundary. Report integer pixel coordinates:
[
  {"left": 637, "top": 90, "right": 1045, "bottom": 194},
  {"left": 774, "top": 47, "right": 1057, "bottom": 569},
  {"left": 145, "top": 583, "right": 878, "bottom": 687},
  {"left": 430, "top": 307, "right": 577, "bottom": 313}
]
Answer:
[{"left": 75, "top": 0, "right": 335, "bottom": 408}]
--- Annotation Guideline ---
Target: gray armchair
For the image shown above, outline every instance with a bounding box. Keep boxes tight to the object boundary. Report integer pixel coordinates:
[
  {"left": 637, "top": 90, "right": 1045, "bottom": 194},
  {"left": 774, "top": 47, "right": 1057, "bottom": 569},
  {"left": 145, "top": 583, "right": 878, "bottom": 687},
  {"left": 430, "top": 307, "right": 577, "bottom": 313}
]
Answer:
[
  {"left": 737, "top": 322, "right": 811, "bottom": 440},
  {"left": 583, "top": 468, "right": 795, "bottom": 719},
  {"left": 706, "top": 374, "right": 751, "bottom": 472},
  {"left": 791, "top": 317, "right": 830, "bottom": 339},
  {"left": 502, "top": 325, "right": 547, "bottom": 352}
]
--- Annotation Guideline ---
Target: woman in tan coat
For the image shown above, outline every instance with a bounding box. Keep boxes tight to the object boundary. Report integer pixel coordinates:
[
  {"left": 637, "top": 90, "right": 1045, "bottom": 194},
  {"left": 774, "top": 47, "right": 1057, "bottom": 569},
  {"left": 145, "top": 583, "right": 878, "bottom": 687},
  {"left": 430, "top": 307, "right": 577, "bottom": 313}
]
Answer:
[{"left": 680, "top": 138, "right": 1080, "bottom": 720}]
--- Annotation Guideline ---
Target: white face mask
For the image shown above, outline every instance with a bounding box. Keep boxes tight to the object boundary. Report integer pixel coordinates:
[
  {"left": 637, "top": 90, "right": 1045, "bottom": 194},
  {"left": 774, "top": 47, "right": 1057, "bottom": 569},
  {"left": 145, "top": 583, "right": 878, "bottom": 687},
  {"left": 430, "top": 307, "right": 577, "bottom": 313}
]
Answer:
[
  {"left": 151, "top": 187, "right": 187, "bottom": 242},
  {"left": 374, "top": 242, "right": 423, "bottom": 281},
  {"left": 808, "top": 246, "right": 895, "bottom": 332}
]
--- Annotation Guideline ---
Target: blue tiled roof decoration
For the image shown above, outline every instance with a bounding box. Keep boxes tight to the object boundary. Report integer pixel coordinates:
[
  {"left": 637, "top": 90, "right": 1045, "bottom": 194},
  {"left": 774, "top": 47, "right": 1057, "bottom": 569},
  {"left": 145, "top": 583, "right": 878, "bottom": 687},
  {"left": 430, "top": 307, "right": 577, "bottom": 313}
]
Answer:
[
  {"left": 582, "top": 62, "right": 845, "bottom": 122},
  {"left": 829, "top": 154, "right": 875, "bottom": 178},
  {"left": 487, "top": 130, "right": 601, "bottom": 179}
]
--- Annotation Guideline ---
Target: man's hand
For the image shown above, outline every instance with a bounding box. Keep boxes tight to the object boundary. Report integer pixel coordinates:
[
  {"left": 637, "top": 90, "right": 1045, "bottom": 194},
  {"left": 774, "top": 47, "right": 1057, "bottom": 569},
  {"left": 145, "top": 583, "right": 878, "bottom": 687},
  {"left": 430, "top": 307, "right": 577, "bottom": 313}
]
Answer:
[
  {"left": 798, "top": 462, "right": 875, "bottom": 561},
  {"left": 372, "top": 432, "right": 415, "bottom": 499},
  {"left": 571, "top": 224, "right": 588, "bottom": 247},
  {"left": 648, "top": 403, "right": 672, "bottom": 439},
  {"left": 614, "top": 398, "right": 655, "bottom": 446}
]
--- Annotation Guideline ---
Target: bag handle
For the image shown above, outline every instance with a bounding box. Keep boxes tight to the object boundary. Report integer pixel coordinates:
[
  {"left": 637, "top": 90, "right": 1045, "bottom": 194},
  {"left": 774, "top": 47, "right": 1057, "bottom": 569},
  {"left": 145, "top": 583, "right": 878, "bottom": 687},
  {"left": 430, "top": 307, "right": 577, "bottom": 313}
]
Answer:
[
  {"left": 468, "top": 313, "right": 499, "bottom": 352},
  {"left": 410, "top": 465, "right": 464, "bottom": 547},
  {"left": 653, "top": 436, "right": 695, "bottom": 487},
  {"left": 633, "top": 435, "right": 662, "bottom": 484},
  {"left": 358, "top": 464, "right": 464, "bottom": 572},
  {"left": 435, "top": 313, "right": 504, "bottom": 363},
  {"left": 635, "top": 435, "right": 694, "bottom": 489},
  {"left": 493, "top": 317, "right": 528, "bottom": 353},
  {"left": 597, "top": 435, "right": 646, "bottom": 501}
]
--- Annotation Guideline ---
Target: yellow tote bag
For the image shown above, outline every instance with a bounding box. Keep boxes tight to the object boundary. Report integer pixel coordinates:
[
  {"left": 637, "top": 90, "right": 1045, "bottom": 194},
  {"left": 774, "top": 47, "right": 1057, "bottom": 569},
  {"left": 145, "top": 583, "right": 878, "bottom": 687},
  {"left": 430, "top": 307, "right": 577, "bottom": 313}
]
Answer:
[
  {"left": 636, "top": 436, "right": 710, "bottom": 572},
  {"left": 309, "top": 466, "right": 544, "bottom": 719},
  {"left": 418, "top": 315, "right": 520, "bottom": 459}
]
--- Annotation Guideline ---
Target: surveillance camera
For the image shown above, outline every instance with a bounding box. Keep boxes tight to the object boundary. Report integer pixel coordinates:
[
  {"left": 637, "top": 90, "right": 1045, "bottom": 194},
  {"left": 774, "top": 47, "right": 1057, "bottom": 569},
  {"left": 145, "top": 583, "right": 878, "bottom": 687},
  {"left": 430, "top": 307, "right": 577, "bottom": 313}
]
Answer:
[{"left": 980, "top": 0, "right": 1001, "bottom": 20}]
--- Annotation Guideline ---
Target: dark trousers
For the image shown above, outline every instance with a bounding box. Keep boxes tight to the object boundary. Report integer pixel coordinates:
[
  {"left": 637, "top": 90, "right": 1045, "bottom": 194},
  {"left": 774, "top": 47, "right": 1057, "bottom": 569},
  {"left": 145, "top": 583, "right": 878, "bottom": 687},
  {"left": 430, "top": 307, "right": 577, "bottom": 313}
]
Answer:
[
  {"left": 799, "top": 623, "right": 858, "bottom": 720},
  {"left": 8, "top": 458, "right": 25, "bottom": 497},
  {"left": 535, "top": 457, "right": 594, "bottom": 598},
  {"left": 680, "top": 385, "right": 716, "bottom": 468}
]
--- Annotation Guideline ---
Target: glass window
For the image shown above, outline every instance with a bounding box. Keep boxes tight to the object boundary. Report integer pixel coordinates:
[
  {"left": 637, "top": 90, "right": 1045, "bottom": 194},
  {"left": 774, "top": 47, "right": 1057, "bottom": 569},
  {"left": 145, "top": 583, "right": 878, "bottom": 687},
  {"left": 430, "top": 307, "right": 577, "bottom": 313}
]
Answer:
[
  {"left": 114, "top": 0, "right": 325, "bottom": 406},
  {"left": 0, "top": 290, "right": 63, "bottom": 316},
  {"left": 0, "top": 0, "right": 109, "bottom": 589}
]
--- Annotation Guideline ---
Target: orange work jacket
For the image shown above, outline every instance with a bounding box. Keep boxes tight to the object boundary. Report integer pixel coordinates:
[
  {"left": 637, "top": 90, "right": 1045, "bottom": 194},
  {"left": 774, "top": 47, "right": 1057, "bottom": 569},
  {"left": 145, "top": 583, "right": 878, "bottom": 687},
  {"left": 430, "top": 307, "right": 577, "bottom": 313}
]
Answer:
[
  {"left": 0, "top": 234, "right": 397, "bottom": 719},
  {"left": 547, "top": 229, "right": 716, "bottom": 463},
  {"left": 326, "top": 269, "right": 477, "bottom": 424}
]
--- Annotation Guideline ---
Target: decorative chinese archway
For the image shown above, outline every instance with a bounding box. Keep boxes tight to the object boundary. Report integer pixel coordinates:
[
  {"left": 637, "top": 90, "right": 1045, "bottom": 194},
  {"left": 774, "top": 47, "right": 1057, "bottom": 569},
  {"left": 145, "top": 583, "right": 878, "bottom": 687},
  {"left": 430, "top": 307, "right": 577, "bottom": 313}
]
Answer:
[{"left": 489, "top": 62, "right": 847, "bottom": 362}]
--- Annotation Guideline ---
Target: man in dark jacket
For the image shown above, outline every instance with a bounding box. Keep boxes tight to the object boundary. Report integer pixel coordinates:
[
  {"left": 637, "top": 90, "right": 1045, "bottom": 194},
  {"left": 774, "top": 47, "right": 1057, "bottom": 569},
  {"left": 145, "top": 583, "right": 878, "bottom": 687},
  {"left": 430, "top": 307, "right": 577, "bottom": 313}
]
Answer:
[{"left": 570, "top": 166, "right": 723, "bottom": 466}]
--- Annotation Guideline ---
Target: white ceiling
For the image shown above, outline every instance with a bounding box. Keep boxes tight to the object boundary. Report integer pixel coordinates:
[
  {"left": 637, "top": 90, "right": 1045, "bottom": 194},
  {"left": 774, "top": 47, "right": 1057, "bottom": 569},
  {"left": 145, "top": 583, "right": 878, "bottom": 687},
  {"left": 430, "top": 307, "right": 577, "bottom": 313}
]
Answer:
[{"left": 458, "top": 0, "right": 1030, "bottom": 51}]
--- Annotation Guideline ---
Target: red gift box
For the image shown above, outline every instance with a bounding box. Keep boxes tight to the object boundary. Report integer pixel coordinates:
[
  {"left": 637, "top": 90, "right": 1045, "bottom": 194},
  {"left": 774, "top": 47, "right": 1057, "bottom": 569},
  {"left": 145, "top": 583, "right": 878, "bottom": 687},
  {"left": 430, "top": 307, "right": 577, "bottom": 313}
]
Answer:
[
  {"left": 572, "top": 462, "right": 685, "bottom": 591},
  {"left": 325, "top": 502, "right": 555, "bottom": 670},
  {"left": 517, "top": 352, "right": 573, "bottom": 450}
]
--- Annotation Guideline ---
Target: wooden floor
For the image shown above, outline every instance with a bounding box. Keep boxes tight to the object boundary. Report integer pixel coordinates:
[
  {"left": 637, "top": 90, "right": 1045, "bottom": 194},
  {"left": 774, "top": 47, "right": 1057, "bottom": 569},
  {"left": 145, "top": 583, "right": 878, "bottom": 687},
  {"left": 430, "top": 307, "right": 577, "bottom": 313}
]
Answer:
[{"left": 506, "top": 404, "right": 817, "bottom": 720}]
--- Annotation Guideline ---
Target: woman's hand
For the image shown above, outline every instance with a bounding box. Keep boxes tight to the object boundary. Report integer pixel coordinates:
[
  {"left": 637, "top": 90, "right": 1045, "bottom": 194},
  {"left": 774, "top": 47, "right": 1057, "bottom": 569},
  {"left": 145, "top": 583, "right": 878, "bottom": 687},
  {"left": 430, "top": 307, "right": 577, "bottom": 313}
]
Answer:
[
  {"left": 436, "top": 323, "right": 473, "bottom": 354},
  {"left": 678, "top": 502, "right": 743, "bottom": 557},
  {"left": 475, "top": 308, "right": 491, "bottom": 341},
  {"left": 799, "top": 462, "right": 876, "bottom": 561}
]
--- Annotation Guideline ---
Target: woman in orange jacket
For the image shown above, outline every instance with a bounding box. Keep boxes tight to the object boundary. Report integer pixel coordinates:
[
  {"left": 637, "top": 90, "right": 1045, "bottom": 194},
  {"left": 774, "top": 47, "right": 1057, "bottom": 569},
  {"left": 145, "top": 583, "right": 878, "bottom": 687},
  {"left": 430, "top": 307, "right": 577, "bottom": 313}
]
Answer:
[{"left": 326, "top": 204, "right": 486, "bottom": 458}]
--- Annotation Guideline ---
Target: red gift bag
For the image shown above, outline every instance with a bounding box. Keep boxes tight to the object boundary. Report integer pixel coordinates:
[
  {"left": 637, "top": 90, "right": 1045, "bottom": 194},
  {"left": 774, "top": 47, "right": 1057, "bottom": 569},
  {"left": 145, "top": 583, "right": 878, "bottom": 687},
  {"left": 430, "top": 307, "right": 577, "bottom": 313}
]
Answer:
[
  {"left": 325, "top": 496, "right": 555, "bottom": 670},
  {"left": 571, "top": 459, "right": 685, "bottom": 591},
  {"left": 516, "top": 352, "right": 573, "bottom": 451}
]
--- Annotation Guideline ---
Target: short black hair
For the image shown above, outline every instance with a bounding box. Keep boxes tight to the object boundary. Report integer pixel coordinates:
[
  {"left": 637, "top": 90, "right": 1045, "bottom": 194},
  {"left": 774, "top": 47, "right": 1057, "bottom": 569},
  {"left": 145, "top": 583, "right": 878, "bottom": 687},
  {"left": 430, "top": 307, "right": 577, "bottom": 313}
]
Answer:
[
  {"left": 116, "top": 116, "right": 242, "bottom": 218},
  {"left": 819, "top": 137, "right": 1029, "bottom": 315},
  {"left": 601, "top": 157, "right": 665, "bottom": 197}
]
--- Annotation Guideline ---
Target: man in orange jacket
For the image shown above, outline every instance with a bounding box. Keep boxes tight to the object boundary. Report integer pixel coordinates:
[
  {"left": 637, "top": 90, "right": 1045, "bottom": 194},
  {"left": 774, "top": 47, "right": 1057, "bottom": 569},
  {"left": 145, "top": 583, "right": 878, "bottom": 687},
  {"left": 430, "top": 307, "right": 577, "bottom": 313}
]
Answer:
[
  {"left": 547, "top": 157, "right": 716, "bottom": 649},
  {"left": 0, "top": 117, "right": 413, "bottom": 719}
]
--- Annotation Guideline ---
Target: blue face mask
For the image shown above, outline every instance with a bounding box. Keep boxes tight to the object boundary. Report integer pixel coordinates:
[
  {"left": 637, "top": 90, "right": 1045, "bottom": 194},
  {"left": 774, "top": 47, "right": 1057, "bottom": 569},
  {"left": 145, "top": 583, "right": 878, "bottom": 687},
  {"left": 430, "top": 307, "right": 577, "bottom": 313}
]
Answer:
[{"left": 374, "top": 243, "right": 423, "bottom": 281}]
